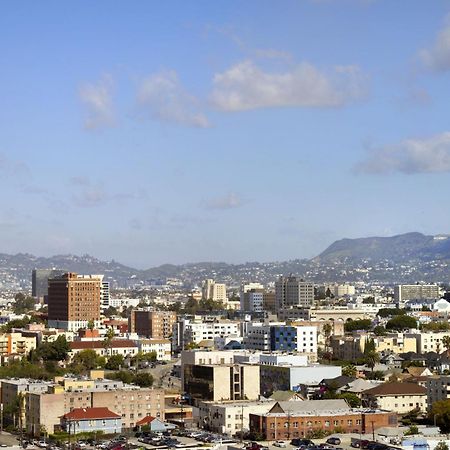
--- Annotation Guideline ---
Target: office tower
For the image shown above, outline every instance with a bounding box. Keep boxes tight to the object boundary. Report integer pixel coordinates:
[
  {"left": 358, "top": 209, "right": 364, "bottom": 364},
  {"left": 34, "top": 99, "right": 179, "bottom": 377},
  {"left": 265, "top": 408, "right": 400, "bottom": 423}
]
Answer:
[
  {"left": 240, "top": 289, "right": 264, "bottom": 312},
  {"left": 201, "top": 279, "right": 227, "bottom": 303},
  {"left": 275, "top": 276, "right": 314, "bottom": 311},
  {"left": 31, "top": 269, "right": 65, "bottom": 299},
  {"left": 129, "top": 310, "right": 177, "bottom": 339},
  {"left": 47, "top": 273, "right": 101, "bottom": 331}
]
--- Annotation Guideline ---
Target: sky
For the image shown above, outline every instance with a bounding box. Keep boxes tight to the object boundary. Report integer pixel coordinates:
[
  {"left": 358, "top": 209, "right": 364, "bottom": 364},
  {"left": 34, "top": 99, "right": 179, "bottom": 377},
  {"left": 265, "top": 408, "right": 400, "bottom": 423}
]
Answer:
[{"left": 2, "top": 0, "right": 450, "bottom": 268}]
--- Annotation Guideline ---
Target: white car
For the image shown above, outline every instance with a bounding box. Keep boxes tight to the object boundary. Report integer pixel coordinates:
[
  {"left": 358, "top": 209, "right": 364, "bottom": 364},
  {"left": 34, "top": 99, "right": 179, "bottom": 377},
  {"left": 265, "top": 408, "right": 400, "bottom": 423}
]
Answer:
[{"left": 274, "top": 442, "right": 287, "bottom": 448}]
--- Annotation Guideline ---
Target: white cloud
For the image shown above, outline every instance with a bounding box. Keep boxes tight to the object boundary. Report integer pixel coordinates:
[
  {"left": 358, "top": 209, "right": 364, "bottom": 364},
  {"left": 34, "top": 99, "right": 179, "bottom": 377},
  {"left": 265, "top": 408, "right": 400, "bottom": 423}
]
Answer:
[
  {"left": 356, "top": 132, "right": 450, "bottom": 174},
  {"left": 137, "top": 70, "right": 210, "bottom": 128},
  {"left": 419, "top": 19, "right": 450, "bottom": 72},
  {"left": 79, "top": 75, "right": 115, "bottom": 130},
  {"left": 204, "top": 192, "right": 243, "bottom": 210},
  {"left": 210, "top": 60, "right": 366, "bottom": 111}
]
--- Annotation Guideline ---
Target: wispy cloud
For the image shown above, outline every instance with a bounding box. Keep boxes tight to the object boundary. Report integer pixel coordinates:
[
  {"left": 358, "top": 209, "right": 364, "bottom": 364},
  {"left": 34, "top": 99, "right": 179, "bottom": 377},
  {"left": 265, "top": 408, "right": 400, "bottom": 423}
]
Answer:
[
  {"left": 210, "top": 60, "right": 367, "bottom": 111},
  {"left": 203, "top": 192, "right": 244, "bottom": 210},
  {"left": 355, "top": 132, "right": 450, "bottom": 174},
  {"left": 419, "top": 18, "right": 450, "bottom": 72},
  {"left": 137, "top": 70, "right": 210, "bottom": 128},
  {"left": 206, "top": 25, "right": 292, "bottom": 62},
  {"left": 0, "top": 153, "right": 30, "bottom": 177},
  {"left": 79, "top": 75, "right": 115, "bottom": 130},
  {"left": 73, "top": 188, "right": 108, "bottom": 208}
]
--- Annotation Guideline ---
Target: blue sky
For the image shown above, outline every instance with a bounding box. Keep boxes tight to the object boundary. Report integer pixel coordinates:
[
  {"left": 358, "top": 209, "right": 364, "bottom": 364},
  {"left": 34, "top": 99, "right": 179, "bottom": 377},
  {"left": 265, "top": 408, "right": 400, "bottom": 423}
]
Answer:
[{"left": 2, "top": 0, "right": 450, "bottom": 268}]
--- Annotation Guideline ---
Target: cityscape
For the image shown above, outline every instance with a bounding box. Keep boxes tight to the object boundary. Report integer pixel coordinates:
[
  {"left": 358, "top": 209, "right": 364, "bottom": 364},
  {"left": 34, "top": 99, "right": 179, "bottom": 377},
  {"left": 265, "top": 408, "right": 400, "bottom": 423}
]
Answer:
[{"left": 2, "top": 2, "right": 450, "bottom": 450}]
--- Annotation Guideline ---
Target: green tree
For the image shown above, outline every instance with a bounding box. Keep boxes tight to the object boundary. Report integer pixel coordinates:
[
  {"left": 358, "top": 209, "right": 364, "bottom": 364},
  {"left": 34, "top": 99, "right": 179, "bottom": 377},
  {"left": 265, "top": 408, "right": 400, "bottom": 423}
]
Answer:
[
  {"left": 365, "top": 350, "right": 380, "bottom": 372},
  {"left": 105, "top": 354, "right": 124, "bottom": 370},
  {"left": 365, "top": 370, "right": 385, "bottom": 380},
  {"left": 374, "top": 326, "right": 387, "bottom": 336},
  {"left": 430, "top": 400, "right": 450, "bottom": 433},
  {"left": 344, "top": 319, "right": 372, "bottom": 333},
  {"left": 12, "top": 293, "right": 36, "bottom": 314},
  {"left": 338, "top": 392, "right": 361, "bottom": 408},
  {"left": 421, "top": 322, "right": 450, "bottom": 332},
  {"left": 134, "top": 372, "right": 154, "bottom": 387},
  {"left": 435, "top": 442, "right": 449, "bottom": 450},
  {"left": 103, "top": 327, "right": 115, "bottom": 357},
  {"left": 443, "top": 336, "right": 450, "bottom": 352},
  {"left": 72, "top": 349, "right": 105, "bottom": 371},
  {"left": 36, "top": 335, "right": 70, "bottom": 362},
  {"left": 342, "top": 364, "right": 357, "bottom": 377},
  {"left": 377, "top": 308, "right": 406, "bottom": 318},
  {"left": 404, "top": 425, "right": 419, "bottom": 436},
  {"left": 364, "top": 338, "right": 376, "bottom": 355},
  {"left": 104, "top": 306, "right": 118, "bottom": 317},
  {"left": 109, "top": 370, "right": 134, "bottom": 384},
  {"left": 386, "top": 315, "right": 417, "bottom": 331}
]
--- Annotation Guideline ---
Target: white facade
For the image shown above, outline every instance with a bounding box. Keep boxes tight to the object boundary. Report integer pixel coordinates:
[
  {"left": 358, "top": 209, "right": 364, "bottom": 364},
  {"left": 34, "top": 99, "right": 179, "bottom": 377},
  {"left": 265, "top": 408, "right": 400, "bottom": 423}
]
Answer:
[
  {"left": 333, "top": 284, "right": 356, "bottom": 297},
  {"left": 408, "top": 331, "right": 450, "bottom": 353},
  {"left": 178, "top": 319, "right": 241, "bottom": 346},
  {"left": 139, "top": 339, "right": 172, "bottom": 361},
  {"left": 198, "top": 400, "right": 274, "bottom": 435}
]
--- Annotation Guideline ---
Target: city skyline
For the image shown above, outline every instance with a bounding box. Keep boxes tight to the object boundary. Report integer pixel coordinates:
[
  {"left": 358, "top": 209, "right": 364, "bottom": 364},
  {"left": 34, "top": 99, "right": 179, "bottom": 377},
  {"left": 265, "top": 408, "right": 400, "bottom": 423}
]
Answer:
[{"left": 2, "top": 1, "right": 450, "bottom": 268}]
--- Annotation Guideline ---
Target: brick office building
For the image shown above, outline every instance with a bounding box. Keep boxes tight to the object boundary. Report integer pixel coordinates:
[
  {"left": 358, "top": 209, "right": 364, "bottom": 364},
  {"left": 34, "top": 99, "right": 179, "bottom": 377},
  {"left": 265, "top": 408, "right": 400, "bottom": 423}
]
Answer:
[
  {"left": 48, "top": 273, "right": 101, "bottom": 331},
  {"left": 249, "top": 400, "right": 397, "bottom": 441}
]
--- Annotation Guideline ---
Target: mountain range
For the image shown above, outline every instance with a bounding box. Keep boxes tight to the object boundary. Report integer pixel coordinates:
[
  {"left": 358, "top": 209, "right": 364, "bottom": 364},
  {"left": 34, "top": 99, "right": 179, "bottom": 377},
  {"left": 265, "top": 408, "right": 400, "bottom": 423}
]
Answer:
[{"left": 1, "top": 232, "right": 450, "bottom": 291}]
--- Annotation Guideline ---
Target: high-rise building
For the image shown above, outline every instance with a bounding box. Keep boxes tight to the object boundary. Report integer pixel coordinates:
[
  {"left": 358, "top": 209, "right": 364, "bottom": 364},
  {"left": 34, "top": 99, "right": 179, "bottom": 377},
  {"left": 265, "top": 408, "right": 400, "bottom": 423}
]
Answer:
[
  {"left": 240, "top": 289, "right": 264, "bottom": 312},
  {"left": 129, "top": 310, "right": 177, "bottom": 339},
  {"left": 31, "top": 269, "right": 65, "bottom": 299},
  {"left": 275, "top": 276, "right": 314, "bottom": 311},
  {"left": 47, "top": 273, "right": 101, "bottom": 331},
  {"left": 202, "top": 279, "right": 227, "bottom": 303},
  {"left": 394, "top": 284, "right": 440, "bottom": 308}
]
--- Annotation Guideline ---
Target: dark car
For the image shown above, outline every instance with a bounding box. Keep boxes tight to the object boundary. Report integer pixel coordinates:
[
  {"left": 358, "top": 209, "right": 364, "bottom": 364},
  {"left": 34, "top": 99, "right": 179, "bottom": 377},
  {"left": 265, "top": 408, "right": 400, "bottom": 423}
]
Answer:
[
  {"left": 292, "top": 439, "right": 315, "bottom": 447},
  {"left": 326, "top": 438, "right": 341, "bottom": 446}
]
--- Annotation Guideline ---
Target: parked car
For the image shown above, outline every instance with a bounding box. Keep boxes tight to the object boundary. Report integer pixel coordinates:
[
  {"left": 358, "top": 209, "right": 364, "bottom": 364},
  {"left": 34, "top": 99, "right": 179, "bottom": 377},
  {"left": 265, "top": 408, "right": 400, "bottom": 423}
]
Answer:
[
  {"left": 274, "top": 442, "right": 287, "bottom": 448},
  {"left": 326, "top": 437, "right": 341, "bottom": 446},
  {"left": 292, "top": 439, "right": 314, "bottom": 447}
]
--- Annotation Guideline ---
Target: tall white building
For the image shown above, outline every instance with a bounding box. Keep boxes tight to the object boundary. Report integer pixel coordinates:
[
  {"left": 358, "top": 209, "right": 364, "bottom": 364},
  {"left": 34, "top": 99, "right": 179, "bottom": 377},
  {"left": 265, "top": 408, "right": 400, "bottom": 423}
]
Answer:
[
  {"left": 333, "top": 284, "right": 355, "bottom": 297},
  {"left": 275, "top": 276, "right": 314, "bottom": 311}
]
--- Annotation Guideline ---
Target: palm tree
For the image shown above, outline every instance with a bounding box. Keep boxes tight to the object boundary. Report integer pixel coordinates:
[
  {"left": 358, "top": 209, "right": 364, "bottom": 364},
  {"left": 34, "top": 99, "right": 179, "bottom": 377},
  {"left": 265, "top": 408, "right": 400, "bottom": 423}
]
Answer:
[
  {"left": 366, "top": 351, "right": 380, "bottom": 372},
  {"left": 442, "top": 336, "right": 450, "bottom": 353},
  {"left": 103, "top": 327, "right": 115, "bottom": 358}
]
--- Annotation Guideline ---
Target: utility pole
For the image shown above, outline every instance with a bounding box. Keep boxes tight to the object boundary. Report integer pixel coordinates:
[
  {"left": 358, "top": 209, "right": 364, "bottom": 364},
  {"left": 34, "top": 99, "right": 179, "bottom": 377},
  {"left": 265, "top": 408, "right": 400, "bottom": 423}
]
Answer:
[{"left": 0, "top": 403, "right": 3, "bottom": 434}]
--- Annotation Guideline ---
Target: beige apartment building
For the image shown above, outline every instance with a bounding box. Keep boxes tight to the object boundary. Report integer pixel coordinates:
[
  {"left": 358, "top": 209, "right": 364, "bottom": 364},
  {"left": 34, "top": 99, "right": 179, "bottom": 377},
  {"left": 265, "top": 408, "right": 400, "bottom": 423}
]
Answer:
[
  {"left": 202, "top": 279, "right": 227, "bottom": 303},
  {"left": 47, "top": 272, "right": 101, "bottom": 331},
  {"left": 0, "top": 332, "right": 37, "bottom": 361},
  {"left": 26, "top": 383, "right": 164, "bottom": 435}
]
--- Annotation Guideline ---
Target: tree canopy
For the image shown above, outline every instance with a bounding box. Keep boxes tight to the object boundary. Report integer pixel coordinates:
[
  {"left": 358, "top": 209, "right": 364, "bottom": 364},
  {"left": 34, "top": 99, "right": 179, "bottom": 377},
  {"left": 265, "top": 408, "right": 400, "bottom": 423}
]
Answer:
[
  {"left": 12, "top": 293, "right": 36, "bottom": 314},
  {"left": 386, "top": 315, "right": 417, "bottom": 330},
  {"left": 344, "top": 319, "right": 372, "bottom": 332}
]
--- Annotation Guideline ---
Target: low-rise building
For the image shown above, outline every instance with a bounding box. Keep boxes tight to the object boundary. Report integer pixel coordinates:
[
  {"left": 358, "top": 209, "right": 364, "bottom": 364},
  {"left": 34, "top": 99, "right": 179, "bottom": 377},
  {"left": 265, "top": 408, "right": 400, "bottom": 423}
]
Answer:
[
  {"left": 198, "top": 400, "right": 275, "bottom": 435},
  {"left": 61, "top": 407, "right": 121, "bottom": 435},
  {"left": 249, "top": 400, "right": 397, "bottom": 441},
  {"left": 362, "top": 382, "right": 427, "bottom": 414},
  {"left": 139, "top": 338, "right": 171, "bottom": 361}
]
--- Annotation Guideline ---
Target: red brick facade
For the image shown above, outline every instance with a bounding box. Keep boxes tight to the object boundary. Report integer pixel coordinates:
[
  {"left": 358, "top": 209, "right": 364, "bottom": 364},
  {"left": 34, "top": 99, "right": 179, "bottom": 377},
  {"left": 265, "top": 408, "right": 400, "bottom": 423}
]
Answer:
[{"left": 249, "top": 411, "right": 397, "bottom": 441}]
